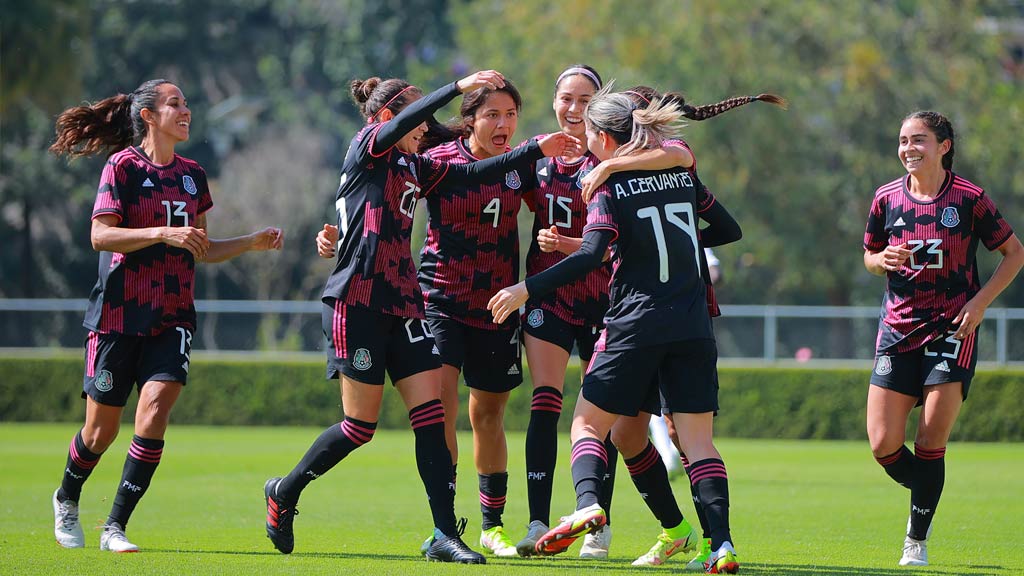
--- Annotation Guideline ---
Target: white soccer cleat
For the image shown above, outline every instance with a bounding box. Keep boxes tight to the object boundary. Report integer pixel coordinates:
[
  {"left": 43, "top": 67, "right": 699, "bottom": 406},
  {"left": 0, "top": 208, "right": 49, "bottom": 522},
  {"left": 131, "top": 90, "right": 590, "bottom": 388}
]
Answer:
[
  {"left": 53, "top": 489, "right": 85, "bottom": 548},
  {"left": 516, "top": 520, "right": 548, "bottom": 557},
  {"left": 100, "top": 523, "right": 139, "bottom": 553},
  {"left": 579, "top": 524, "right": 612, "bottom": 559},
  {"left": 899, "top": 536, "right": 928, "bottom": 566}
]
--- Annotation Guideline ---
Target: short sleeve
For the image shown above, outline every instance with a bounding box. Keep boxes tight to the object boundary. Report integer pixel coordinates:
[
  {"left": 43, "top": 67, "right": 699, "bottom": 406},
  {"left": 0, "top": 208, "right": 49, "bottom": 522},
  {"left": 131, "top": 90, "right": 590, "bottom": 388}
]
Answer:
[
  {"left": 195, "top": 168, "right": 214, "bottom": 215},
  {"left": 973, "top": 191, "right": 1014, "bottom": 251},
  {"left": 583, "top": 186, "right": 618, "bottom": 242},
  {"left": 93, "top": 159, "right": 126, "bottom": 223},
  {"left": 863, "top": 194, "right": 889, "bottom": 252}
]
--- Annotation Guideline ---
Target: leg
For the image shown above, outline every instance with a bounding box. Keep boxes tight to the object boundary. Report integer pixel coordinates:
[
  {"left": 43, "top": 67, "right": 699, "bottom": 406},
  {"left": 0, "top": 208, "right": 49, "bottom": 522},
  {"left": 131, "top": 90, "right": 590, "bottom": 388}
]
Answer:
[
  {"left": 469, "top": 388, "right": 510, "bottom": 528},
  {"left": 439, "top": 365, "right": 461, "bottom": 478},
  {"left": 866, "top": 385, "right": 918, "bottom": 489},
  {"left": 672, "top": 412, "right": 733, "bottom": 556},
  {"left": 523, "top": 333, "right": 570, "bottom": 527},
  {"left": 908, "top": 381, "right": 962, "bottom": 541}
]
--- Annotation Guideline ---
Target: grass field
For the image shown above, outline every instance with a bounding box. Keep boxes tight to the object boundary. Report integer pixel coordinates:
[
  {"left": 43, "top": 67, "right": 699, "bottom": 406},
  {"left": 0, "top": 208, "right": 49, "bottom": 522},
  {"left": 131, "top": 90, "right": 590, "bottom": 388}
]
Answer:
[{"left": 2, "top": 423, "right": 1021, "bottom": 575}]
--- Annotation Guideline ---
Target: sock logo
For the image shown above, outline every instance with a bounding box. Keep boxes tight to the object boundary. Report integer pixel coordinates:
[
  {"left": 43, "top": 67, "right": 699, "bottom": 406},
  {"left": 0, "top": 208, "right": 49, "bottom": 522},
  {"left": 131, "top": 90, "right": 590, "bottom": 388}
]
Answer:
[
  {"left": 121, "top": 480, "right": 142, "bottom": 493},
  {"left": 911, "top": 504, "right": 932, "bottom": 516},
  {"left": 305, "top": 470, "right": 321, "bottom": 479},
  {"left": 527, "top": 472, "right": 547, "bottom": 481},
  {"left": 639, "top": 492, "right": 649, "bottom": 500},
  {"left": 65, "top": 468, "right": 84, "bottom": 480},
  {"left": 448, "top": 482, "right": 456, "bottom": 491}
]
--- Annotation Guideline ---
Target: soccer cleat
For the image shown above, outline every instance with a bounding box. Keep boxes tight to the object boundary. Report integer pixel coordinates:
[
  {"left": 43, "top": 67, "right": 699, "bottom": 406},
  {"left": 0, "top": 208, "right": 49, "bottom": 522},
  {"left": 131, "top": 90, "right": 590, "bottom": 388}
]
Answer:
[
  {"left": 480, "top": 525, "right": 518, "bottom": 557},
  {"left": 579, "top": 524, "right": 612, "bottom": 559},
  {"left": 515, "top": 520, "right": 549, "bottom": 557},
  {"left": 264, "top": 477, "right": 298, "bottom": 554},
  {"left": 899, "top": 536, "right": 928, "bottom": 566},
  {"left": 425, "top": 518, "right": 486, "bottom": 564},
  {"left": 420, "top": 529, "right": 440, "bottom": 556},
  {"left": 704, "top": 541, "right": 739, "bottom": 574},
  {"left": 534, "top": 503, "right": 606, "bottom": 556},
  {"left": 632, "top": 526, "right": 700, "bottom": 566},
  {"left": 53, "top": 489, "right": 85, "bottom": 548},
  {"left": 685, "top": 538, "right": 713, "bottom": 571},
  {"left": 99, "top": 523, "right": 139, "bottom": 553}
]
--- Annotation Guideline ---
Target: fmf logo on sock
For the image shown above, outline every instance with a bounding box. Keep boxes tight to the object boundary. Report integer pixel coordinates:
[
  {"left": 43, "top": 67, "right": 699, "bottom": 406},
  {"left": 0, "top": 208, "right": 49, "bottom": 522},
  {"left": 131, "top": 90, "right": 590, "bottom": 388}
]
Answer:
[
  {"left": 121, "top": 481, "right": 142, "bottom": 493},
  {"left": 912, "top": 504, "right": 932, "bottom": 515},
  {"left": 66, "top": 468, "right": 84, "bottom": 480},
  {"left": 527, "top": 472, "right": 547, "bottom": 481}
]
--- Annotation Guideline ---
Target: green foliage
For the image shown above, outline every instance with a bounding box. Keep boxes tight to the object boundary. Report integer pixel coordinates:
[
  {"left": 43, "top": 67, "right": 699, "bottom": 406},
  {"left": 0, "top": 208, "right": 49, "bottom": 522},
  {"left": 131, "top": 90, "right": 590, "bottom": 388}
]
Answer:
[{"left": 5, "top": 356, "right": 1022, "bottom": 441}]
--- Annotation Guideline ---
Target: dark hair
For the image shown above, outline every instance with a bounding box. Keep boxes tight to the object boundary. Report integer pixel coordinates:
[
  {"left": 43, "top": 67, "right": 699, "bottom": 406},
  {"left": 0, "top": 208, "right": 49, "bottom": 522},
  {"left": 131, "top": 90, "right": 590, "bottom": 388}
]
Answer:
[
  {"left": 903, "top": 110, "right": 955, "bottom": 170},
  {"left": 624, "top": 85, "right": 787, "bottom": 122},
  {"left": 350, "top": 77, "right": 423, "bottom": 122},
  {"left": 554, "top": 64, "right": 603, "bottom": 93},
  {"left": 50, "top": 78, "right": 172, "bottom": 158},
  {"left": 418, "top": 80, "right": 523, "bottom": 151}
]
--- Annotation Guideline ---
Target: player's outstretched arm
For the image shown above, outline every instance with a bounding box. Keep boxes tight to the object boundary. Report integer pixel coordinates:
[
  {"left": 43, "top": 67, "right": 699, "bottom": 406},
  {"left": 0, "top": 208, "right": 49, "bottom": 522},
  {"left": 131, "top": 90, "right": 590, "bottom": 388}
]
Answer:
[{"left": 196, "top": 213, "right": 284, "bottom": 263}]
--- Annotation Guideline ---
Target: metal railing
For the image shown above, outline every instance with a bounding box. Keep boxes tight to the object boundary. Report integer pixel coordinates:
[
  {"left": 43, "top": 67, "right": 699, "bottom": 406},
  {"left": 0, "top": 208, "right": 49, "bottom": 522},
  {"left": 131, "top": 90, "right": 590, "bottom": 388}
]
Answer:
[{"left": 2, "top": 299, "right": 1023, "bottom": 364}]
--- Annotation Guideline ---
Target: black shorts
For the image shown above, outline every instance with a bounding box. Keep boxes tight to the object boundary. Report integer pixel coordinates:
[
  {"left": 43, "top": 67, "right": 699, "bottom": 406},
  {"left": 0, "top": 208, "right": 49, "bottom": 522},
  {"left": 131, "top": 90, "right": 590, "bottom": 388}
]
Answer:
[
  {"left": 522, "top": 305, "right": 602, "bottom": 362},
  {"left": 425, "top": 316, "right": 522, "bottom": 393},
  {"left": 582, "top": 334, "right": 719, "bottom": 417},
  {"left": 659, "top": 370, "right": 719, "bottom": 416},
  {"left": 323, "top": 300, "right": 441, "bottom": 385},
  {"left": 82, "top": 328, "right": 192, "bottom": 407},
  {"left": 870, "top": 331, "right": 977, "bottom": 400}
]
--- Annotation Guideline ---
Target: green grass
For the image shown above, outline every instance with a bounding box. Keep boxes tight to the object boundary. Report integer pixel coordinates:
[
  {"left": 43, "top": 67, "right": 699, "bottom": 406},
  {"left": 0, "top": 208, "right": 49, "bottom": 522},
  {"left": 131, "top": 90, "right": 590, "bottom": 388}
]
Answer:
[{"left": 2, "top": 423, "right": 1021, "bottom": 575}]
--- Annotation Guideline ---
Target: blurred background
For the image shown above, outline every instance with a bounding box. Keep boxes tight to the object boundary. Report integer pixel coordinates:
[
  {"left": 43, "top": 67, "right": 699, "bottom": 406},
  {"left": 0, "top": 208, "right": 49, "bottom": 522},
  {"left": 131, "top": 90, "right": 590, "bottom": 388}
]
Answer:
[{"left": 3, "top": 0, "right": 1024, "bottom": 362}]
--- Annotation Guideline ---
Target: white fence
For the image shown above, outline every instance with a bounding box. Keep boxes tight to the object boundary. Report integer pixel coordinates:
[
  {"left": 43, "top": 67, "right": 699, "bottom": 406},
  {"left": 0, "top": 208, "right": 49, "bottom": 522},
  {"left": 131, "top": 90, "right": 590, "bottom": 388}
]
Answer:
[{"left": 3, "top": 299, "right": 1024, "bottom": 364}]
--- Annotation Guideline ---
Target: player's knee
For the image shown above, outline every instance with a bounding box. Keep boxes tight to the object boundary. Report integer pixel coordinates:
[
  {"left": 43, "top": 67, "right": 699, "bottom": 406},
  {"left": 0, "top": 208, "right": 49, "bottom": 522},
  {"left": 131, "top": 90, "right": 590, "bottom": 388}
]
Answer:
[
  {"left": 610, "top": 425, "right": 646, "bottom": 457},
  {"left": 82, "top": 422, "right": 119, "bottom": 452}
]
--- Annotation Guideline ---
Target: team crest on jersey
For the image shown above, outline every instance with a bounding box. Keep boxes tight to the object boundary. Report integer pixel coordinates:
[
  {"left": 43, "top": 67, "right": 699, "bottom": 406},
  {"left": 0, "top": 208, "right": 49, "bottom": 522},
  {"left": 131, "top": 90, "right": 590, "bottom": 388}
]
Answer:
[
  {"left": 527, "top": 309, "right": 545, "bottom": 328},
  {"left": 576, "top": 166, "right": 593, "bottom": 189},
  {"left": 505, "top": 170, "right": 522, "bottom": 190},
  {"left": 874, "top": 356, "right": 892, "bottom": 376},
  {"left": 182, "top": 175, "right": 198, "bottom": 196},
  {"left": 940, "top": 207, "right": 960, "bottom": 228},
  {"left": 95, "top": 370, "right": 114, "bottom": 392},
  {"left": 352, "top": 348, "right": 372, "bottom": 371}
]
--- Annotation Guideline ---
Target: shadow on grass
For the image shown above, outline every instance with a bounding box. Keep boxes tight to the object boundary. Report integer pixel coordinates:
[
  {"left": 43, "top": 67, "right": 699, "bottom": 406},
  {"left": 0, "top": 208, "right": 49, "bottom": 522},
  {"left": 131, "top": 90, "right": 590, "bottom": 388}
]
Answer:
[{"left": 146, "top": 549, "right": 1011, "bottom": 575}]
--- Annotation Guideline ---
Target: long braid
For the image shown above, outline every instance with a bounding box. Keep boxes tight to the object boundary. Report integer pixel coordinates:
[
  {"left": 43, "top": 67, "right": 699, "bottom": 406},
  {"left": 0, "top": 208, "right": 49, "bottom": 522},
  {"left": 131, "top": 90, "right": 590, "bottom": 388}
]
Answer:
[{"left": 681, "top": 93, "right": 787, "bottom": 121}]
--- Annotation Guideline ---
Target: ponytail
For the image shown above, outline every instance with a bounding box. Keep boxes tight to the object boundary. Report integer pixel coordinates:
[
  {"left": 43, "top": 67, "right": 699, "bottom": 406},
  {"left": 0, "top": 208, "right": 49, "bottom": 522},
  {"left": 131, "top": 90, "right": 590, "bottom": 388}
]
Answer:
[
  {"left": 680, "top": 93, "right": 787, "bottom": 121},
  {"left": 50, "top": 79, "right": 171, "bottom": 158}
]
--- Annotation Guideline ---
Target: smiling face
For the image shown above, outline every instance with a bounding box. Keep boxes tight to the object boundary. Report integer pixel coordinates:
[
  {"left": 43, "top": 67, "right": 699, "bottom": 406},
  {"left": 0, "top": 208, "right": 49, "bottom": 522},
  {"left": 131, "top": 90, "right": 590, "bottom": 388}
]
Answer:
[
  {"left": 553, "top": 74, "right": 598, "bottom": 141},
  {"left": 143, "top": 83, "right": 191, "bottom": 143},
  {"left": 467, "top": 91, "right": 518, "bottom": 159},
  {"left": 899, "top": 118, "right": 950, "bottom": 175}
]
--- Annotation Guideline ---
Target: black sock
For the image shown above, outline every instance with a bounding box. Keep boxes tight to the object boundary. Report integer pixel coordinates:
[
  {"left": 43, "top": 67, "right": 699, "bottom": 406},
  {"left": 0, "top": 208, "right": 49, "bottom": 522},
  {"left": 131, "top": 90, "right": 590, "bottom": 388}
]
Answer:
[
  {"left": 409, "top": 400, "right": 457, "bottom": 536},
  {"left": 570, "top": 437, "right": 607, "bottom": 511},
  {"left": 479, "top": 472, "right": 508, "bottom": 530},
  {"left": 58, "top": 430, "right": 103, "bottom": 502},
  {"left": 909, "top": 444, "right": 945, "bottom": 540},
  {"left": 876, "top": 445, "right": 914, "bottom": 490},
  {"left": 689, "top": 458, "right": 731, "bottom": 549},
  {"left": 625, "top": 442, "right": 683, "bottom": 529},
  {"left": 278, "top": 417, "right": 377, "bottom": 501},
  {"left": 680, "top": 452, "right": 710, "bottom": 538},
  {"left": 600, "top": 433, "right": 617, "bottom": 526},
  {"left": 106, "top": 435, "right": 163, "bottom": 529},
  {"left": 525, "top": 386, "right": 561, "bottom": 525}
]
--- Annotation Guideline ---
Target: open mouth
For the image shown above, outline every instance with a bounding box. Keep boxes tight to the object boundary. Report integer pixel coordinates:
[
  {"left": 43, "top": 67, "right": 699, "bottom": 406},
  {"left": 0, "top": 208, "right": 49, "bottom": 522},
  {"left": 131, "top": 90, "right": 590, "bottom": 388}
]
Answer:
[
  {"left": 491, "top": 134, "right": 508, "bottom": 148},
  {"left": 904, "top": 155, "right": 922, "bottom": 168}
]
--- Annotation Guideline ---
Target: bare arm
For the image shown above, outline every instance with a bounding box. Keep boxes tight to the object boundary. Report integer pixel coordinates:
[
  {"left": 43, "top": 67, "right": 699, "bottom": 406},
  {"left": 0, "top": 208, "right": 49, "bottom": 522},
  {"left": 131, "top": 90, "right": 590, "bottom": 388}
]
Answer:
[
  {"left": 952, "top": 234, "right": 1024, "bottom": 339},
  {"left": 197, "top": 213, "right": 284, "bottom": 263},
  {"left": 581, "top": 145, "right": 694, "bottom": 201},
  {"left": 863, "top": 243, "right": 911, "bottom": 276},
  {"left": 91, "top": 214, "right": 209, "bottom": 259}
]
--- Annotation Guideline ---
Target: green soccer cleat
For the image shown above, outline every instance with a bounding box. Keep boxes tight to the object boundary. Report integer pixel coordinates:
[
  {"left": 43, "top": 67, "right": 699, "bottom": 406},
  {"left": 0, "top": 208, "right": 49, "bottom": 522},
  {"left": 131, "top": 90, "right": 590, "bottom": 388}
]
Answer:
[
  {"left": 632, "top": 526, "right": 700, "bottom": 566},
  {"left": 685, "top": 538, "right": 712, "bottom": 571},
  {"left": 480, "top": 525, "right": 518, "bottom": 557}
]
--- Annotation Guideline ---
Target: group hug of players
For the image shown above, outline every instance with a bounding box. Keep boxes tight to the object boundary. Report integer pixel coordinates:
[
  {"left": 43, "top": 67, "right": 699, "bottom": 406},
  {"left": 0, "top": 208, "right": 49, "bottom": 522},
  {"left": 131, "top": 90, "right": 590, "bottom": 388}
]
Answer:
[{"left": 47, "top": 61, "right": 1022, "bottom": 572}]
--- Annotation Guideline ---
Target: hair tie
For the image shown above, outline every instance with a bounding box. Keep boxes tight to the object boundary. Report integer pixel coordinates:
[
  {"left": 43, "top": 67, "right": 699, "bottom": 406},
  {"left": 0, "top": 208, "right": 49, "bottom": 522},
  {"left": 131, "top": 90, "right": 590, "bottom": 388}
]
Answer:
[
  {"left": 556, "top": 67, "right": 601, "bottom": 90},
  {"left": 624, "top": 90, "right": 651, "bottom": 105},
  {"left": 372, "top": 84, "right": 415, "bottom": 122}
]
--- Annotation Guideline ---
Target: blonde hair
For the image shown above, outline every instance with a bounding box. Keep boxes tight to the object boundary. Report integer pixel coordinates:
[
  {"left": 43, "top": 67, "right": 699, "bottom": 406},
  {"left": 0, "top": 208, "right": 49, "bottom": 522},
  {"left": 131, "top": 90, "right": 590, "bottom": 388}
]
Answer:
[{"left": 585, "top": 83, "right": 685, "bottom": 158}]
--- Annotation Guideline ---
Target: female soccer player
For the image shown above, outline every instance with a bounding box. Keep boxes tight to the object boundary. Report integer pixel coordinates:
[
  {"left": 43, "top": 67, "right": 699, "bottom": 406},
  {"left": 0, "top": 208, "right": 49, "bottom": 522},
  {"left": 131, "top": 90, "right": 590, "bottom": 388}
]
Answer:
[
  {"left": 863, "top": 111, "right": 1023, "bottom": 566},
  {"left": 489, "top": 88, "right": 743, "bottom": 574},
  {"left": 265, "top": 71, "right": 579, "bottom": 563},
  {"left": 49, "top": 79, "right": 284, "bottom": 552},
  {"left": 415, "top": 80, "right": 528, "bottom": 557}
]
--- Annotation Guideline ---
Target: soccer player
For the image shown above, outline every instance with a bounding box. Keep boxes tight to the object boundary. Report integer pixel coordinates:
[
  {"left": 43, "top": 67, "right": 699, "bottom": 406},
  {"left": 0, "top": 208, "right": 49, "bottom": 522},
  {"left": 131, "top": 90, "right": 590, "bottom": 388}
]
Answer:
[
  {"left": 49, "top": 79, "right": 284, "bottom": 552},
  {"left": 863, "top": 111, "right": 1023, "bottom": 567},
  {"left": 415, "top": 80, "right": 528, "bottom": 557},
  {"left": 264, "top": 71, "right": 579, "bottom": 563},
  {"left": 489, "top": 88, "right": 743, "bottom": 574}
]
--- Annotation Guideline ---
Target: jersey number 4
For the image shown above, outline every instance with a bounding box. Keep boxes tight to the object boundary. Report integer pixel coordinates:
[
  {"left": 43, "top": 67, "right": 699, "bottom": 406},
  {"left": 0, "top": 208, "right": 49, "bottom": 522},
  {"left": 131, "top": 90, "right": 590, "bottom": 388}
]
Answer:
[{"left": 637, "top": 203, "right": 700, "bottom": 283}]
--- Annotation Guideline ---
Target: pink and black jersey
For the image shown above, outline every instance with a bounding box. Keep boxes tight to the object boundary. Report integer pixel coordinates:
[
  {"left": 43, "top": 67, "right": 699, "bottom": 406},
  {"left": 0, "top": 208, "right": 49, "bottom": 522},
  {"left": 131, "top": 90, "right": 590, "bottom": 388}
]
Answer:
[
  {"left": 584, "top": 167, "right": 718, "bottom": 349},
  {"left": 419, "top": 138, "right": 527, "bottom": 329},
  {"left": 864, "top": 171, "right": 1013, "bottom": 353},
  {"left": 322, "top": 82, "right": 546, "bottom": 319},
  {"left": 85, "top": 147, "right": 214, "bottom": 336},
  {"left": 524, "top": 145, "right": 611, "bottom": 327}
]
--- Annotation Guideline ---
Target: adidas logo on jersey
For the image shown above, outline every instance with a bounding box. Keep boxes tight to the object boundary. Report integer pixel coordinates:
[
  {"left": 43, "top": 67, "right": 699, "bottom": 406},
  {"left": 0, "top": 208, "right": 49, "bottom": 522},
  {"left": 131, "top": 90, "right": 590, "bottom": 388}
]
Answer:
[
  {"left": 893, "top": 217, "right": 906, "bottom": 227},
  {"left": 431, "top": 345, "right": 440, "bottom": 355},
  {"left": 398, "top": 157, "right": 408, "bottom": 166},
  {"left": 142, "top": 178, "right": 155, "bottom": 187},
  {"left": 935, "top": 360, "right": 950, "bottom": 373},
  {"left": 538, "top": 166, "right": 548, "bottom": 177},
  {"left": 507, "top": 364, "right": 520, "bottom": 376}
]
